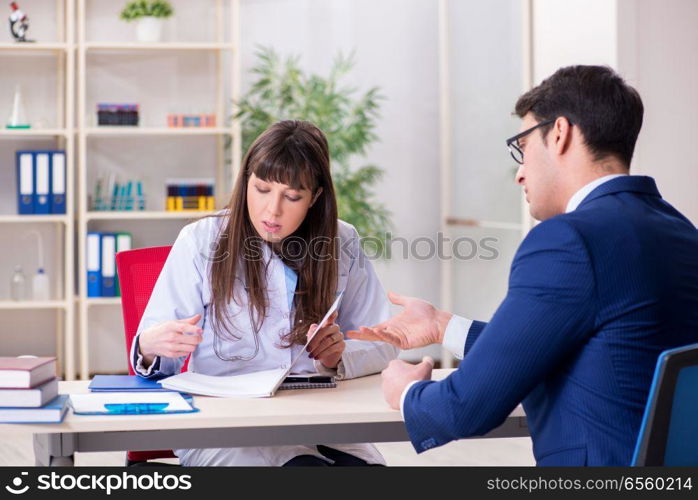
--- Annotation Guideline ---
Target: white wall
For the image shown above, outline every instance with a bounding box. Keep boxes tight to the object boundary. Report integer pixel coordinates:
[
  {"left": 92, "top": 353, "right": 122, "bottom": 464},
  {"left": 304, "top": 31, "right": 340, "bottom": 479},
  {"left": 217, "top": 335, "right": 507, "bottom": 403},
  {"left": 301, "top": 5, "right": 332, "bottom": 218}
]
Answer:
[
  {"left": 618, "top": 0, "right": 698, "bottom": 224},
  {"left": 241, "top": 0, "right": 443, "bottom": 361},
  {"left": 446, "top": 0, "right": 525, "bottom": 336},
  {"left": 532, "top": 0, "right": 618, "bottom": 83},
  {"left": 532, "top": 0, "right": 698, "bottom": 224},
  {"left": 240, "top": 0, "right": 442, "bottom": 297}
]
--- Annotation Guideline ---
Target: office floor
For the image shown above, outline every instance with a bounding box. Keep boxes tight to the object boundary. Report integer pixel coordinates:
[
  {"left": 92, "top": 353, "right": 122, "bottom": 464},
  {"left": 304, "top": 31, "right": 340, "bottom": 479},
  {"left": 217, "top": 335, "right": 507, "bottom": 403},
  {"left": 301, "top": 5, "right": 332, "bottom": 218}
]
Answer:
[{"left": 0, "top": 431, "right": 534, "bottom": 466}]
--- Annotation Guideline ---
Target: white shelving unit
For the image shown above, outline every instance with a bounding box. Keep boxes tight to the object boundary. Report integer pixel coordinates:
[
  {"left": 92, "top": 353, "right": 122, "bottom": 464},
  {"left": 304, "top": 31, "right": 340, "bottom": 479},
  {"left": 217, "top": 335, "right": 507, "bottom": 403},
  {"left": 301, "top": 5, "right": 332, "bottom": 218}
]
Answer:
[
  {"left": 75, "top": 0, "right": 242, "bottom": 379},
  {"left": 0, "top": 0, "right": 76, "bottom": 379}
]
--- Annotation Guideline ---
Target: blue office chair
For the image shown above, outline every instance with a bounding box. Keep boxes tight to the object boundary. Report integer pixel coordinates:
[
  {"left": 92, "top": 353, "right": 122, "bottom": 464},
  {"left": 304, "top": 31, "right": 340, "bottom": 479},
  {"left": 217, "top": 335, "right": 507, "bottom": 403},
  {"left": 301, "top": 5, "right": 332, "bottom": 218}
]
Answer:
[{"left": 632, "top": 343, "right": 698, "bottom": 466}]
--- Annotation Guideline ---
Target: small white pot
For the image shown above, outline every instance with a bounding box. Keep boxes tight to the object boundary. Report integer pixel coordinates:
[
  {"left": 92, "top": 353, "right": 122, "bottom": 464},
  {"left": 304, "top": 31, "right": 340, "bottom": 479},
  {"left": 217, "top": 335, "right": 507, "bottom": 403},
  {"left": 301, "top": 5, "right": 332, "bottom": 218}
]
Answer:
[{"left": 135, "top": 16, "right": 164, "bottom": 43}]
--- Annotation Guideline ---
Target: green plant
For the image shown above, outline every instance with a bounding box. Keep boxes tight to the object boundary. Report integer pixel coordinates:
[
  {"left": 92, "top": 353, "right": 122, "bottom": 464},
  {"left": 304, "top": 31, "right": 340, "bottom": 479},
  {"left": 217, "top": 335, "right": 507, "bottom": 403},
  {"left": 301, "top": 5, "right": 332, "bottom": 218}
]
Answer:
[
  {"left": 235, "top": 47, "right": 392, "bottom": 254},
  {"left": 120, "top": 0, "right": 174, "bottom": 21}
]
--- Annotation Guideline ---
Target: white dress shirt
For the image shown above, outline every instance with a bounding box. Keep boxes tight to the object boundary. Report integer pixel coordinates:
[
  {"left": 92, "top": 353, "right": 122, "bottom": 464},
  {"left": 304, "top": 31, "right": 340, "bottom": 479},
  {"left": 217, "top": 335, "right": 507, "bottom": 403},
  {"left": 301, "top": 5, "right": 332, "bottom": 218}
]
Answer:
[
  {"left": 131, "top": 213, "right": 399, "bottom": 465},
  {"left": 565, "top": 174, "right": 627, "bottom": 213},
  {"left": 400, "top": 173, "right": 628, "bottom": 417}
]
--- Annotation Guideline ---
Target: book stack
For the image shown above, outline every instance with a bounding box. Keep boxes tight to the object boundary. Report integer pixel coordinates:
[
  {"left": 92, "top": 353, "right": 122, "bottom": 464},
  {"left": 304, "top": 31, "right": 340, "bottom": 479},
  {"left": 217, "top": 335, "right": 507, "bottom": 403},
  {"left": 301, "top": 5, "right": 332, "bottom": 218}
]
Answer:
[
  {"left": 97, "top": 103, "right": 139, "bottom": 126},
  {"left": 86, "top": 232, "right": 132, "bottom": 297},
  {"left": 166, "top": 113, "right": 216, "bottom": 128},
  {"left": 0, "top": 357, "right": 69, "bottom": 423},
  {"left": 165, "top": 178, "right": 215, "bottom": 212}
]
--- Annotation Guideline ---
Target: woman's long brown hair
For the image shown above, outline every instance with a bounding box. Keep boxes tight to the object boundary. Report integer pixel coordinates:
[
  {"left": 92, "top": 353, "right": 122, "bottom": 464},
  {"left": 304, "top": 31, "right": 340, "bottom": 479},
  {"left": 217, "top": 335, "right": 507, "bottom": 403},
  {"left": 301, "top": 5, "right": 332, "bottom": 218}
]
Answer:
[{"left": 209, "top": 120, "right": 339, "bottom": 360}]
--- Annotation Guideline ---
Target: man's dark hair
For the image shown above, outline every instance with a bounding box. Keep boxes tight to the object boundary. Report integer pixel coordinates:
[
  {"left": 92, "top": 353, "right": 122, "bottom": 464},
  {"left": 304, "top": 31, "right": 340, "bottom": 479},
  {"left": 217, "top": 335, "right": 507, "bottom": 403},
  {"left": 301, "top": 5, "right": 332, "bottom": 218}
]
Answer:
[{"left": 514, "top": 65, "right": 644, "bottom": 167}]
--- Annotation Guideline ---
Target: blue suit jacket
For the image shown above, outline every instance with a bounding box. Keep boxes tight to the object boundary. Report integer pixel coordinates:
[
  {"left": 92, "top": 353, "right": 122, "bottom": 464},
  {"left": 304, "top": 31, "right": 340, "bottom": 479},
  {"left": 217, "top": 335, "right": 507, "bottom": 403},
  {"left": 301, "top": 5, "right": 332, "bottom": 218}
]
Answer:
[{"left": 404, "top": 176, "right": 698, "bottom": 465}]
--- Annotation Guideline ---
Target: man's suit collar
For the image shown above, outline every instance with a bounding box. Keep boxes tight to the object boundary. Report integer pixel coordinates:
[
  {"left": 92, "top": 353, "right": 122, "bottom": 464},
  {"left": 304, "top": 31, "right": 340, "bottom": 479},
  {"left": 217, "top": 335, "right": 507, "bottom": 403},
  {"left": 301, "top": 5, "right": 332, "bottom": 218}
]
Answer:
[{"left": 577, "top": 175, "right": 660, "bottom": 209}]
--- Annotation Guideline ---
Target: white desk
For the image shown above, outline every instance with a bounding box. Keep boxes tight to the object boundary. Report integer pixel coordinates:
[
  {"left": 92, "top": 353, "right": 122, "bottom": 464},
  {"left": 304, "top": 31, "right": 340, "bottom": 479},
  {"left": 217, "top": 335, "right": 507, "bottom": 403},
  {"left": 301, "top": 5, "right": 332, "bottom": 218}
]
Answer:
[{"left": 1, "top": 369, "right": 527, "bottom": 466}]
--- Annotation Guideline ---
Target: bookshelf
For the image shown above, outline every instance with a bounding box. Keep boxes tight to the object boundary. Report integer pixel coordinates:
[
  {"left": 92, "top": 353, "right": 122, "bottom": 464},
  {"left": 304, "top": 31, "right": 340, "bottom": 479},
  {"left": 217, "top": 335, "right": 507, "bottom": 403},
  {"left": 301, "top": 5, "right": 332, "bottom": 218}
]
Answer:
[
  {"left": 0, "top": 0, "right": 75, "bottom": 380},
  {"left": 0, "top": 1, "right": 242, "bottom": 380},
  {"left": 75, "top": 0, "right": 242, "bottom": 379}
]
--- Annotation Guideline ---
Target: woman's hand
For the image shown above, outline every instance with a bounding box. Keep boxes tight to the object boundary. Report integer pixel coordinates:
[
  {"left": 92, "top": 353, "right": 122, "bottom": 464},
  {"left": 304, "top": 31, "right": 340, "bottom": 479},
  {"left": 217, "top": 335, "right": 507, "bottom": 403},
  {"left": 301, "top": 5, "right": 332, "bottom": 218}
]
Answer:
[
  {"left": 306, "top": 312, "right": 345, "bottom": 369},
  {"left": 138, "top": 314, "right": 203, "bottom": 367}
]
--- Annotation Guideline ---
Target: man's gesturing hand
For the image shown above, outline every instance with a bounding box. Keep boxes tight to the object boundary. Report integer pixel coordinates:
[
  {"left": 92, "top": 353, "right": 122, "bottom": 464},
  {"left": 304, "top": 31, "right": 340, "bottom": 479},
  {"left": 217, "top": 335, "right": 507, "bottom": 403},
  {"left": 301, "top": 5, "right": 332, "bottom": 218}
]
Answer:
[{"left": 347, "top": 292, "right": 452, "bottom": 350}]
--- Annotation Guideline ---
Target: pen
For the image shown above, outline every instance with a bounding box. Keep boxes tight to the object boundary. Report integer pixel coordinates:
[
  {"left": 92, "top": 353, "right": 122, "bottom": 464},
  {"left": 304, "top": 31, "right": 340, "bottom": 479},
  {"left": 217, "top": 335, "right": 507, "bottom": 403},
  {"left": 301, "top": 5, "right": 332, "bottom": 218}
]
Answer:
[{"left": 104, "top": 403, "right": 170, "bottom": 414}]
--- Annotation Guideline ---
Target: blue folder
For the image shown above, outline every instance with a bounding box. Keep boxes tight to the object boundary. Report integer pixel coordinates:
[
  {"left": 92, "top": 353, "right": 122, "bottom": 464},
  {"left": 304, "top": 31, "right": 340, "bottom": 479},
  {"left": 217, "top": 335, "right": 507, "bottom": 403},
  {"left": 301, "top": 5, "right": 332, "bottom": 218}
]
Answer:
[
  {"left": 33, "top": 151, "right": 51, "bottom": 214},
  {"left": 89, "top": 375, "right": 170, "bottom": 392},
  {"left": 87, "top": 232, "right": 102, "bottom": 297},
  {"left": 50, "top": 151, "right": 66, "bottom": 214},
  {"left": 16, "top": 151, "right": 34, "bottom": 214},
  {"left": 100, "top": 233, "right": 116, "bottom": 297}
]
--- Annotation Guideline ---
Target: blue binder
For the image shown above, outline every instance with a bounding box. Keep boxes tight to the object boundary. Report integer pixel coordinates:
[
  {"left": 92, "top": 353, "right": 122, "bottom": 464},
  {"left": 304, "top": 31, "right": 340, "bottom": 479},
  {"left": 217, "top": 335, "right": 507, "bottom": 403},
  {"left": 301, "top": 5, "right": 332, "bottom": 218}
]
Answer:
[
  {"left": 33, "top": 152, "right": 51, "bottom": 214},
  {"left": 89, "top": 375, "right": 170, "bottom": 392},
  {"left": 16, "top": 151, "right": 34, "bottom": 214},
  {"left": 86, "top": 232, "right": 102, "bottom": 297},
  {"left": 50, "top": 151, "right": 66, "bottom": 214},
  {"left": 100, "top": 233, "right": 116, "bottom": 297}
]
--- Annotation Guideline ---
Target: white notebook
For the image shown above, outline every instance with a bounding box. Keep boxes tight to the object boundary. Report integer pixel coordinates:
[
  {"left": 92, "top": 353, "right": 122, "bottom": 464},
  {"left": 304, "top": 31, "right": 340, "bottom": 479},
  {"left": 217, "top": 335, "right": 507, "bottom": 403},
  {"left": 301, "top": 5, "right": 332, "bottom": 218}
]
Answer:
[
  {"left": 160, "top": 291, "right": 344, "bottom": 398},
  {"left": 160, "top": 368, "right": 289, "bottom": 398}
]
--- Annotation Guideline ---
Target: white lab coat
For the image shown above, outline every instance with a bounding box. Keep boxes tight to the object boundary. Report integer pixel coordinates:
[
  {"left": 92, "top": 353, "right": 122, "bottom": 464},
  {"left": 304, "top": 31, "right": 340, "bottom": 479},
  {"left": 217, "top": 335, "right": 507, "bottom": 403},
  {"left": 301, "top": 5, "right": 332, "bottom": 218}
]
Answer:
[{"left": 129, "top": 214, "right": 399, "bottom": 466}]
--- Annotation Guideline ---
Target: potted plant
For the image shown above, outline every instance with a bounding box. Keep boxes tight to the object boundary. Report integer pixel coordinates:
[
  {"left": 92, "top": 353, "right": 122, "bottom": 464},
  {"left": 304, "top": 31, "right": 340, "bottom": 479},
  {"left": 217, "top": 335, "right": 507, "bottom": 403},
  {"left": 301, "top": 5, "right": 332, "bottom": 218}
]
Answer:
[
  {"left": 235, "top": 47, "right": 392, "bottom": 254},
  {"left": 120, "top": 0, "right": 174, "bottom": 43}
]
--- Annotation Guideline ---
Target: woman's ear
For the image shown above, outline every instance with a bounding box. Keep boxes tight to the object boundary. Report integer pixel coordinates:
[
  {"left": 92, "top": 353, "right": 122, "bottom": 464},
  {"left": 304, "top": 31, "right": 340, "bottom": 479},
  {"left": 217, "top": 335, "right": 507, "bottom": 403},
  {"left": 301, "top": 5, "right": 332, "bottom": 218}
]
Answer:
[{"left": 310, "top": 187, "right": 323, "bottom": 207}]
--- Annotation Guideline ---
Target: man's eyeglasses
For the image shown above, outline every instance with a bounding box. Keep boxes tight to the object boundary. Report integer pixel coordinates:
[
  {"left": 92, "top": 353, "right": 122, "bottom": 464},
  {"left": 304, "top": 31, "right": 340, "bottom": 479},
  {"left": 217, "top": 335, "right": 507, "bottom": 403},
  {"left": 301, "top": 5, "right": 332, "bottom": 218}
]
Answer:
[{"left": 505, "top": 118, "right": 556, "bottom": 165}]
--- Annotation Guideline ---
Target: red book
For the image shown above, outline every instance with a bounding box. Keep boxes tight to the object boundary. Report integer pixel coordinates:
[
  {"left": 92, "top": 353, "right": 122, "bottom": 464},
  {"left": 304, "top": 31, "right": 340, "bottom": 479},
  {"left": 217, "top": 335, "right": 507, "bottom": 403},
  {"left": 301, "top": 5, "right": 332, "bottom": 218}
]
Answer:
[{"left": 0, "top": 357, "right": 56, "bottom": 389}]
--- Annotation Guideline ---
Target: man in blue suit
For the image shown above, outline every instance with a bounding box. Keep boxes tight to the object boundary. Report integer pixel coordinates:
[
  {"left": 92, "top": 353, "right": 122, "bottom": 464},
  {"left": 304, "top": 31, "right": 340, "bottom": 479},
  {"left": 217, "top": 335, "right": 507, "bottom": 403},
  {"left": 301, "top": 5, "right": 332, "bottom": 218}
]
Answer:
[{"left": 348, "top": 65, "right": 698, "bottom": 466}]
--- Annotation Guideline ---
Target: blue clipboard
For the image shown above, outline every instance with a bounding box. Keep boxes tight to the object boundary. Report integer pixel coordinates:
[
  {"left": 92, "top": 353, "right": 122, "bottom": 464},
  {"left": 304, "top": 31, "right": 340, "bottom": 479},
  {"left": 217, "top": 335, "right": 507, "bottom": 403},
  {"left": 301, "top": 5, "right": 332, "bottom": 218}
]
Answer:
[{"left": 70, "top": 393, "right": 198, "bottom": 416}]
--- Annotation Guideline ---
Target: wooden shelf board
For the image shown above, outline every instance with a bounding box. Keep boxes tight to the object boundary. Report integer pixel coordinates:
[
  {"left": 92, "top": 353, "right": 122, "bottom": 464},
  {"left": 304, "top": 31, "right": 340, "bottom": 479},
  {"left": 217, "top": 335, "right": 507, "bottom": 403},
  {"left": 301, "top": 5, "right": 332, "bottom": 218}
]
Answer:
[
  {"left": 84, "top": 297, "right": 122, "bottom": 307},
  {"left": 85, "top": 127, "right": 232, "bottom": 136},
  {"left": 0, "top": 42, "right": 68, "bottom": 52},
  {"left": 0, "top": 215, "right": 69, "bottom": 224},
  {"left": 86, "top": 210, "right": 216, "bottom": 221},
  {"left": 0, "top": 300, "right": 68, "bottom": 310},
  {"left": 0, "top": 129, "right": 69, "bottom": 137},
  {"left": 84, "top": 42, "right": 235, "bottom": 52}
]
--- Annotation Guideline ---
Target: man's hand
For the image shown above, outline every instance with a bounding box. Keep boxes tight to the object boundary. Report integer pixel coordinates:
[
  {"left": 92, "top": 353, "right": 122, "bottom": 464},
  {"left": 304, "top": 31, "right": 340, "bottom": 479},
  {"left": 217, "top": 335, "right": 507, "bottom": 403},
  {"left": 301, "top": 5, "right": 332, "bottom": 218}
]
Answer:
[
  {"left": 347, "top": 291, "right": 453, "bottom": 350},
  {"left": 382, "top": 357, "right": 434, "bottom": 410}
]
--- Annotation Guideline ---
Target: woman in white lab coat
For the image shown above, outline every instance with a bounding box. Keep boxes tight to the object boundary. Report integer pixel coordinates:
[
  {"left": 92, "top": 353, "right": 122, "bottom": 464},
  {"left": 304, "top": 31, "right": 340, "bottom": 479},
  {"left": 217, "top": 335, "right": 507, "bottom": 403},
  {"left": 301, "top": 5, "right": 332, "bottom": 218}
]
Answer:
[{"left": 129, "top": 120, "right": 399, "bottom": 466}]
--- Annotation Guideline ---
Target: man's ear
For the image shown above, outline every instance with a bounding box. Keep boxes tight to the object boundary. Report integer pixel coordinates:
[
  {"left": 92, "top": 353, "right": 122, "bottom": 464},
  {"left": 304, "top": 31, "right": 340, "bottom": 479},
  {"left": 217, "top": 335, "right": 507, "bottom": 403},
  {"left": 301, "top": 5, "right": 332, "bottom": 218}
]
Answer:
[
  {"left": 552, "top": 116, "right": 573, "bottom": 156},
  {"left": 310, "top": 187, "right": 323, "bottom": 207}
]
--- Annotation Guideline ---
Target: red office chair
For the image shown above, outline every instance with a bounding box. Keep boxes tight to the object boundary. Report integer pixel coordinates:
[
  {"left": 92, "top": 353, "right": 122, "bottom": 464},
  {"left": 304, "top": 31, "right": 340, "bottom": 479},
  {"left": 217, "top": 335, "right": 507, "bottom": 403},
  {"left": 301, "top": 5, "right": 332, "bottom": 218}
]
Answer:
[{"left": 116, "top": 245, "right": 190, "bottom": 466}]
